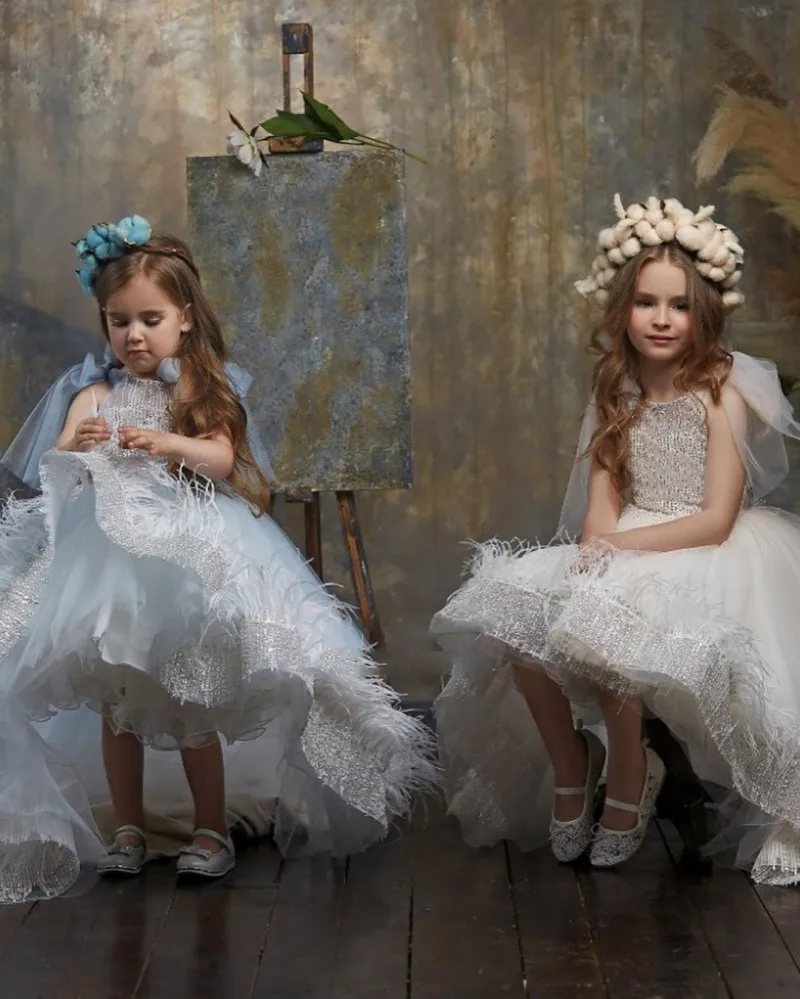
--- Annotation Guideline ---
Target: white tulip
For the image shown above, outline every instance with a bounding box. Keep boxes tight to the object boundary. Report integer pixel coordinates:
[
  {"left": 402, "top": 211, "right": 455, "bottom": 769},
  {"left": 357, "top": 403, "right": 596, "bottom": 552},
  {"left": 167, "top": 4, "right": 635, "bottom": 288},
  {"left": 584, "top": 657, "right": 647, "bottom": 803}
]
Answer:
[{"left": 226, "top": 129, "right": 263, "bottom": 177}]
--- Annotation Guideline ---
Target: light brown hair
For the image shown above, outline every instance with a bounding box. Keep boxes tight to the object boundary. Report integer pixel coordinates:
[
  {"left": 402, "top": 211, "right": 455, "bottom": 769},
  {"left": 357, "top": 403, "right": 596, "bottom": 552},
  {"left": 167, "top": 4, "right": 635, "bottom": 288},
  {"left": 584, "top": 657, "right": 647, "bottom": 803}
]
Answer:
[
  {"left": 94, "top": 235, "right": 271, "bottom": 515},
  {"left": 586, "top": 243, "right": 732, "bottom": 495}
]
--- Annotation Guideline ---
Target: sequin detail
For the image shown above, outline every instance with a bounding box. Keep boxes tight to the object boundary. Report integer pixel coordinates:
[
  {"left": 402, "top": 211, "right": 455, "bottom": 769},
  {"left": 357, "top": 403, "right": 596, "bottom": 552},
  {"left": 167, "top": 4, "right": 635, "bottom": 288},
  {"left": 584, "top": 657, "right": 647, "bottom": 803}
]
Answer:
[
  {"left": 0, "top": 842, "right": 79, "bottom": 904},
  {"left": 752, "top": 823, "right": 800, "bottom": 886},
  {"left": 0, "top": 495, "right": 51, "bottom": 662},
  {"left": 302, "top": 704, "right": 387, "bottom": 824},
  {"left": 628, "top": 396, "right": 707, "bottom": 517},
  {"left": 100, "top": 374, "right": 173, "bottom": 436},
  {"left": 158, "top": 634, "right": 243, "bottom": 709},
  {"left": 0, "top": 547, "right": 50, "bottom": 661}
]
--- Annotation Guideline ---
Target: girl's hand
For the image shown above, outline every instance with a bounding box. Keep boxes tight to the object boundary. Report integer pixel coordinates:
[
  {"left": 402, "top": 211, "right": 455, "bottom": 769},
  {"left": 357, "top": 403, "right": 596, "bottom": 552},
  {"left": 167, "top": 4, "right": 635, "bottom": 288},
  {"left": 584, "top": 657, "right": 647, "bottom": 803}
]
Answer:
[
  {"left": 74, "top": 417, "right": 112, "bottom": 452},
  {"left": 575, "top": 535, "right": 618, "bottom": 575},
  {"left": 118, "top": 426, "right": 174, "bottom": 456}
]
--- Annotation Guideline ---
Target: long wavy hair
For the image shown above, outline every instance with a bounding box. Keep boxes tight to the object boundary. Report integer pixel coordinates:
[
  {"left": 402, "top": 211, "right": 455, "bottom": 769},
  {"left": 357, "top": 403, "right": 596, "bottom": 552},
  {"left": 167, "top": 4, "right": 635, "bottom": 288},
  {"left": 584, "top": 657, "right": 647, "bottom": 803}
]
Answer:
[
  {"left": 586, "top": 242, "right": 732, "bottom": 496},
  {"left": 94, "top": 235, "right": 272, "bottom": 515}
]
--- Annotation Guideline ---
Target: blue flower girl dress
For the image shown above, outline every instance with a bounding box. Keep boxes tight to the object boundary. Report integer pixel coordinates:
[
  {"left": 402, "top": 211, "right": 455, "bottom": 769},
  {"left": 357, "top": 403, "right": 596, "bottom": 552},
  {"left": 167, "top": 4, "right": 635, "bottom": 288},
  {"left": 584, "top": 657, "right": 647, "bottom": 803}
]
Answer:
[{"left": 0, "top": 348, "right": 434, "bottom": 903}]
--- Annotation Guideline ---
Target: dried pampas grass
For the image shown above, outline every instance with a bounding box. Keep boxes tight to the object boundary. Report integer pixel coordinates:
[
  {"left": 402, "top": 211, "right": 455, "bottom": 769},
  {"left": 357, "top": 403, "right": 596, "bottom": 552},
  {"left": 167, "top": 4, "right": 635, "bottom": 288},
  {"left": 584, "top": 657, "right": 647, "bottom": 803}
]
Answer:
[
  {"left": 694, "top": 88, "right": 800, "bottom": 232},
  {"left": 705, "top": 27, "right": 785, "bottom": 106},
  {"left": 695, "top": 31, "right": 800, "bottom": 382}
]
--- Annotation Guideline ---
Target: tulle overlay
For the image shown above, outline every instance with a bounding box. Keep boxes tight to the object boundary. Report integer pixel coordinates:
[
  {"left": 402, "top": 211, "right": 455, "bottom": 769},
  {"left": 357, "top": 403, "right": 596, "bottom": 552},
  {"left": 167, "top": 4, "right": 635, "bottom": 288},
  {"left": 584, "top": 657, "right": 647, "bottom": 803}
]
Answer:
[
  {"left": 431, "top": 504, "right": 800, "bottom": 881},
  {"left": 0, "top": 376, "right": 435, "bottom": 904}
]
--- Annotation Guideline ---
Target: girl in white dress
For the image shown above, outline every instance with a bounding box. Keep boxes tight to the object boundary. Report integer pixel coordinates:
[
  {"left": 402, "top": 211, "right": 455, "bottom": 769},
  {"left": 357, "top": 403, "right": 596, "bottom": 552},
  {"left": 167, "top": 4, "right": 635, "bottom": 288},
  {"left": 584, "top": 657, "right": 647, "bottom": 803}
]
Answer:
[
  {"left": 0, "top": 215, "right": 434, "bottom": 903},
  {"left": 431, "top": 195, "right": 800, "bottom": 885}
]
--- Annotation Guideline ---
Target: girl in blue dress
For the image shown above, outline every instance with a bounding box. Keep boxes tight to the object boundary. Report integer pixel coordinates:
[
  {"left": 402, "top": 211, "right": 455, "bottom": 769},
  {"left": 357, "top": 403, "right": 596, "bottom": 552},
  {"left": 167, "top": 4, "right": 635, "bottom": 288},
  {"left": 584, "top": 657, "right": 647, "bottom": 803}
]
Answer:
[{"left": 0, "top": 215, "right": 434, "bottom": 902}]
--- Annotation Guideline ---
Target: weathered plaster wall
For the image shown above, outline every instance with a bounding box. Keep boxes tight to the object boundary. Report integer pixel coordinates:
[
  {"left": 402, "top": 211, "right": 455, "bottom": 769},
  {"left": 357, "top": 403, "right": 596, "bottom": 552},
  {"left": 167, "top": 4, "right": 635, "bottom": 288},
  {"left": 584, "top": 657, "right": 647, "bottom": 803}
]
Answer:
[{"left": 1, "top": 1, "right": 798, "bottom": 697}]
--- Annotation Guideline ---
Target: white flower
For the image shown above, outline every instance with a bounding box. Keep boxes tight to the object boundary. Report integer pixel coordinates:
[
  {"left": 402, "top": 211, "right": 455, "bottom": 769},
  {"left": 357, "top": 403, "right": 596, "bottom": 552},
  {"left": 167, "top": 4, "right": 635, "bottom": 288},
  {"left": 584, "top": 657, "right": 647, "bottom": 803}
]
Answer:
[{"left": 226, "top": 129, "right": 263, "bottom": 177}]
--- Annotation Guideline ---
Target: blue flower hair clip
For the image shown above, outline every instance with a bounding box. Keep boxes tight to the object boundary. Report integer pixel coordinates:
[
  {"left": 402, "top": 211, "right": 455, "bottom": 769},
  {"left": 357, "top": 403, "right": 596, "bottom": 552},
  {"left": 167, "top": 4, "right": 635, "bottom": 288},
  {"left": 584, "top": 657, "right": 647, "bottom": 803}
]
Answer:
[{"left": 74, "top": 214, "right": 152, "bottom": 296}]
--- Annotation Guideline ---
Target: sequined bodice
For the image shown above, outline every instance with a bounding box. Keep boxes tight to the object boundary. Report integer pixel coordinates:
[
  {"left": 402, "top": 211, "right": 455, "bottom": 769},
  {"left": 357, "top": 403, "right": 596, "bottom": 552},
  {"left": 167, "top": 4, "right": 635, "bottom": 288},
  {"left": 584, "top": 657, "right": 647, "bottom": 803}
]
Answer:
[
  {"left": 99, "top": 374, "right": 173, "bottom": 435},
  {"left": 628, "top": 395, "right": 707, "bottom": 516}
]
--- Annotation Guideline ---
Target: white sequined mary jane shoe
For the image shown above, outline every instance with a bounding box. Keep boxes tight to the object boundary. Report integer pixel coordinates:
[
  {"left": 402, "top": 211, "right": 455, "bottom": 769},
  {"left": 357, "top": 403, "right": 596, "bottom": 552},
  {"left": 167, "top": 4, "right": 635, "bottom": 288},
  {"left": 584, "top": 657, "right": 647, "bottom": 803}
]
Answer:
[
  {"left": 589, "top": 744, "right": 666, "bottom": 869},
  {"left": 176, "top": 828, "right": 236, "bottom": 881},
  {"left": 550, "top": 729, "right": 606, "bottom": 863},
  {"left": 97, "top": 824, "right": 147, "bottom": 877}
]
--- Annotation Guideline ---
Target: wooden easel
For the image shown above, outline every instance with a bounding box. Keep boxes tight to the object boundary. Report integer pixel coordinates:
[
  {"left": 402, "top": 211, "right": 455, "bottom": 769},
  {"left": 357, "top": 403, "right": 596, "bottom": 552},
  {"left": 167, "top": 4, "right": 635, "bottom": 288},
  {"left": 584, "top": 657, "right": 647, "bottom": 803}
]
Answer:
[{"left": 266, "top": 23, "right": 384, "bottom": 648}]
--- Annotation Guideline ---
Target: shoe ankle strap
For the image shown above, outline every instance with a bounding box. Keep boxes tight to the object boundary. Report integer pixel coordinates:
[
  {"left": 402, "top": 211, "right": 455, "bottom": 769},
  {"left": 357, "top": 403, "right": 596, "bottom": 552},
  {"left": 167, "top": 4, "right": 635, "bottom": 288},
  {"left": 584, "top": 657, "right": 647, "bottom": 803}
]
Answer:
[
  {"left": 193, "top": 828, "right": 233, "bottom": 852},
  {"left": 603, "top": 796, "right": 639, "bottom": 814},
  {"left": 113, "top": 824, "right": 146, "bottom": 841}
]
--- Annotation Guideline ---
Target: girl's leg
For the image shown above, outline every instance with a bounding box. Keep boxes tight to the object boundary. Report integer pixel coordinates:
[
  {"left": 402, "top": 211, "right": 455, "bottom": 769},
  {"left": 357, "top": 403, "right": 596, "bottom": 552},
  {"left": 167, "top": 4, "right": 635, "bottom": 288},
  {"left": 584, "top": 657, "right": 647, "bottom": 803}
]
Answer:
[
  {"left": 513, "top": 659, "right": 588, "bottom": 821},
  {"left": 180, "top": 736, "right": 228, "bottom": 851},
  {"left": 101, "top": 713, "right": 145, "bottom": 844},
  {"left": 595, "top": 689, "right": 646, "bottom": 831}
]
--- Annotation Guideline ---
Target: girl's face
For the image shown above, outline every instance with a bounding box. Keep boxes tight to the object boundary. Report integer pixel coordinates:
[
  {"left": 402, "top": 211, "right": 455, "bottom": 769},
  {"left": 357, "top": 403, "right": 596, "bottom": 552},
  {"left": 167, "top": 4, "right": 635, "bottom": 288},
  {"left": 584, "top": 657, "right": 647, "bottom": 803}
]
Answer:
[
  {"left": 627, "top": 259, "right": 693, "bottom": 366},
  {"left": 104, "top": 273, "right": 191, "bottom": 376}
]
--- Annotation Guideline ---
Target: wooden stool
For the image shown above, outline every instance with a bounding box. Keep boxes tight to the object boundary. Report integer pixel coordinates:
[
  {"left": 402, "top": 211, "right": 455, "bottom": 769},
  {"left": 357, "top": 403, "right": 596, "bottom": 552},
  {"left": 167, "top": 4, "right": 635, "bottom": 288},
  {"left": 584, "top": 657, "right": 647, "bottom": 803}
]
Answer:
[{"left": 645, "top": 717, "right": 713, "bottom": 872}]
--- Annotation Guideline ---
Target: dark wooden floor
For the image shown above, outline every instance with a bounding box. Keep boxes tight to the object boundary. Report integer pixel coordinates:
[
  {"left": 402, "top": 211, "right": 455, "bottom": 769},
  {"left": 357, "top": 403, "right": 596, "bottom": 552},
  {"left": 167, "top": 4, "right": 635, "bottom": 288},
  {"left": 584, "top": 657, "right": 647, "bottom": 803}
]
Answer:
[{"left": 3, "top": 806, "right": 800, "bottom": 999}]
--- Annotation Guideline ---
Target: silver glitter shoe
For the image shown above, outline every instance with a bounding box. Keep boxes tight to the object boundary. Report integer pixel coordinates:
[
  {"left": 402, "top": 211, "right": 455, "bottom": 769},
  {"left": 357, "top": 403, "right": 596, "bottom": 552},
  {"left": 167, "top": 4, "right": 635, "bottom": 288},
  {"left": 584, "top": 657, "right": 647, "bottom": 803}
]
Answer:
[
  {"left": 176, "top": 828, "right": 236, "bottom": 881},
  {"left": 589, "top": 745, "right": 666, "bottom": 869},
  {"left": 97, "top": 824, "right": 147, "bottom": 877},
  {"left": 550, "top": 729, "right": 606, "bottom": 863}
]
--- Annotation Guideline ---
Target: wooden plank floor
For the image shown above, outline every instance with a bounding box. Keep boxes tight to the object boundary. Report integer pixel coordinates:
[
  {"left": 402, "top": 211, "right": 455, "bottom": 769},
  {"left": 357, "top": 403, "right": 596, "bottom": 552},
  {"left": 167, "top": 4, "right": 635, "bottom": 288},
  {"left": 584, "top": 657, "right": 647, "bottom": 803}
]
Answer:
[{"left": 3, "top": 806, "right": 800, "bottom": 999}]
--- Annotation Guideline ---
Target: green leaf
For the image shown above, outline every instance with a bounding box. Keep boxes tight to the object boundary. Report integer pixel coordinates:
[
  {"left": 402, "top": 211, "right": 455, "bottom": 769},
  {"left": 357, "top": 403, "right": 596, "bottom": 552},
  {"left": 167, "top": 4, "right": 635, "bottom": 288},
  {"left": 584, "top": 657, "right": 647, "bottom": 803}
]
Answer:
[
  {"left": 228, "top": 109, "right": 247, "bottom": 132},
  {"left": 258, "top": 112, "right": 329, "bottom": 139},
  {"left": 779, "top": 371, "right": 799, "bottom": 397},
  {"left": 274, "top": 110, "right": 335, "bottom": 135},
  {"left": 301, "top": 92, "right": 360, "bottom": 141}
]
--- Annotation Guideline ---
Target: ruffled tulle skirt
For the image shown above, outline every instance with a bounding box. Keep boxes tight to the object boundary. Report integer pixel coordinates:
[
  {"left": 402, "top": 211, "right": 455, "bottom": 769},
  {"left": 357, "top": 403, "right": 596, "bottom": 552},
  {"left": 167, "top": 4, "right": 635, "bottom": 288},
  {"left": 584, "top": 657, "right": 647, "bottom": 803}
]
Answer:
[
  {"left": 431, "top": 504, "right": 800, "bottom": 884},
  {"left": 0, "top": 446, "right": 435, "bottom": 903}
]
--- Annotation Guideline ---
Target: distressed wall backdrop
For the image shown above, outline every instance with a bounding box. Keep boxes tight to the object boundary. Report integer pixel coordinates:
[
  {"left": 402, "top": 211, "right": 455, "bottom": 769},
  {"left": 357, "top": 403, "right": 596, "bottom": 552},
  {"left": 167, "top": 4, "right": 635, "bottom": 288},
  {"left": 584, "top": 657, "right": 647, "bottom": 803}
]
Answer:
[{"left": 1, "top": 1, "right": 799, "bottom": 698}]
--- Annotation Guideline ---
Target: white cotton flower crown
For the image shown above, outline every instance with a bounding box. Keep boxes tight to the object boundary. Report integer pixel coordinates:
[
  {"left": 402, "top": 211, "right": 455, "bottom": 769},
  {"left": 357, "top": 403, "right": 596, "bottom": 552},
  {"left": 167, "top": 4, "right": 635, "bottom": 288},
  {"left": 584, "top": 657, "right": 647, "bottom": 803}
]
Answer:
[{"left": 575, "top": 195, "right": 745, "bottom": 311}]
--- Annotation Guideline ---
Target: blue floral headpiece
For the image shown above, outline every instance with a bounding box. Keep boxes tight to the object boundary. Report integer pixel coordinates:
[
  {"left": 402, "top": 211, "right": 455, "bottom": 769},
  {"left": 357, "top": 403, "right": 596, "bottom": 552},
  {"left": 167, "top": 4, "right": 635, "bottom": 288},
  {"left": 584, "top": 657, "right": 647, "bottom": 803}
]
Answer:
[{"left": 73, "top": 215, "right": 152, "bottom": 296}]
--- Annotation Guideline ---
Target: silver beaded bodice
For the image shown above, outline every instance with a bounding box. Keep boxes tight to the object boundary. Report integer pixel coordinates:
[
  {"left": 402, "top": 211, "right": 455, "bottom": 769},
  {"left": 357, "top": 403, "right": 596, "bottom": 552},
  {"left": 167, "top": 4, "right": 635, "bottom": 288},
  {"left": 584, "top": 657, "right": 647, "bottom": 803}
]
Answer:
[
  {"left": 99, "top": 375, "right": 173, "bottom": 436},
  {"left": 628, "top": 395, "right": 707, "bottom": 517}
]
